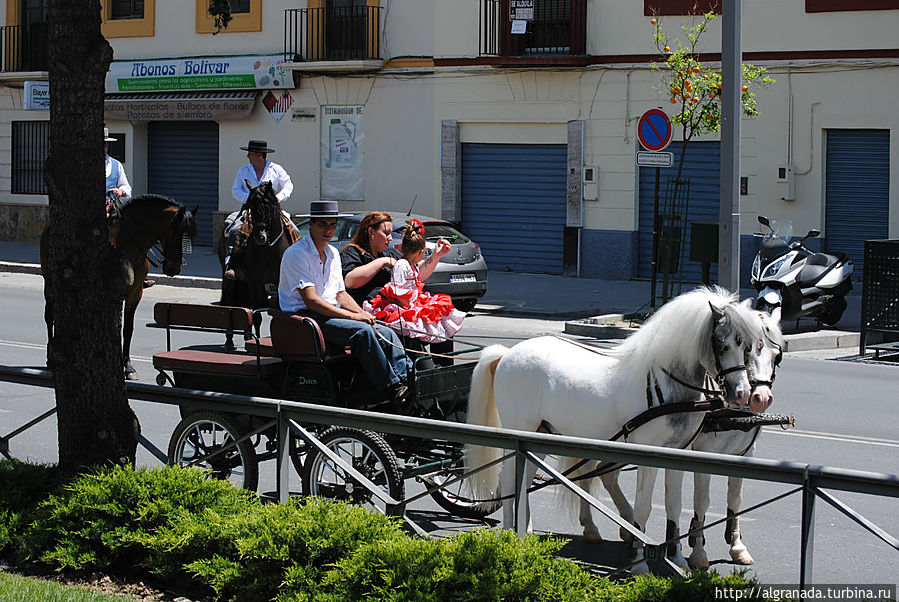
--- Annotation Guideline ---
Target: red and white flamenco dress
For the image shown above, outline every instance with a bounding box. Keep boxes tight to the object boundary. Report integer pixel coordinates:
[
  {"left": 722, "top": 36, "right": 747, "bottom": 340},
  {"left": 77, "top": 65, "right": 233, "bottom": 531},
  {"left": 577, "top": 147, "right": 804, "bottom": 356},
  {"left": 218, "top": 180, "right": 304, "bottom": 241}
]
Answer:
[{"left": 363, "top": 259, "right": 465, "bottom": 343}]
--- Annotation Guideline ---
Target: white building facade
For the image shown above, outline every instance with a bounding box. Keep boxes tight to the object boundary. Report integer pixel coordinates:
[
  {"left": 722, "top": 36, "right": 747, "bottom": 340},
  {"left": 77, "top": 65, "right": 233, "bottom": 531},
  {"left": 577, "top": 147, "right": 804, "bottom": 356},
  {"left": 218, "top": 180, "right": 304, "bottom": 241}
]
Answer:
[{"left": 0, "top": 0, "right": 896, "bottom": 283}]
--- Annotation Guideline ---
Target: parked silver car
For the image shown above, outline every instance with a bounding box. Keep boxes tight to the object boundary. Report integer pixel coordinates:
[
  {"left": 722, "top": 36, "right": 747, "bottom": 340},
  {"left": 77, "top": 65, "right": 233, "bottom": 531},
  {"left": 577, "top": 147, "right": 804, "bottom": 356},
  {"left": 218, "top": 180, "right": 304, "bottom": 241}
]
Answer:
[{"left": 294, "top": 212, "right": 488, "bottom": 312}]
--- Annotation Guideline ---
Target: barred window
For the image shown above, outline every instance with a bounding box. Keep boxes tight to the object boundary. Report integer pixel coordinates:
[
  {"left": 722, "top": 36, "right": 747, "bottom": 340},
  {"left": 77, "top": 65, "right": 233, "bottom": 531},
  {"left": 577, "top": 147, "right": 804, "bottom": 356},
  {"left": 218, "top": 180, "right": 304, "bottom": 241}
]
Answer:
[
  {"left": 11, "top": 121, "right": 49, "bottom": 195},
  {"left": 110, "top": 0, "right": 144, "bottom": 20},
  {"left": 230, "top": 0, "right": 251, "bottom": 14}
]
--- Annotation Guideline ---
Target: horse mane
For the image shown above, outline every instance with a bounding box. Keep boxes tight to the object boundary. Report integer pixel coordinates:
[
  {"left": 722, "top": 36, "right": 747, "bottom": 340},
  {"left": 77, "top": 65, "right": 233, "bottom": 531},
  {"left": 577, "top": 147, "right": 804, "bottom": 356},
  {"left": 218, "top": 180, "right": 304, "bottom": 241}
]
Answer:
[
  {"left": 615, "top": 286, "right": 757, "bottom": 374},
  {"left": 117, "top": 193, "right": 183, "bottom": 213},
  {"left": 246, "top": 181, "right": 280, "bottom": 229}
]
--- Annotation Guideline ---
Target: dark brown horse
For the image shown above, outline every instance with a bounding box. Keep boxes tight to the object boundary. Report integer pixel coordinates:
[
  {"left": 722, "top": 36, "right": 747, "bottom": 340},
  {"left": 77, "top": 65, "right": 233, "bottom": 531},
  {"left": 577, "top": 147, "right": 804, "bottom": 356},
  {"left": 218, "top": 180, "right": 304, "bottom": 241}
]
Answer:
[
  {"left": 217, "top": 181, "right": 298, "bottom": 347},
  {"left": 41, "top": 194, "right": 198, "bottom": 379}
]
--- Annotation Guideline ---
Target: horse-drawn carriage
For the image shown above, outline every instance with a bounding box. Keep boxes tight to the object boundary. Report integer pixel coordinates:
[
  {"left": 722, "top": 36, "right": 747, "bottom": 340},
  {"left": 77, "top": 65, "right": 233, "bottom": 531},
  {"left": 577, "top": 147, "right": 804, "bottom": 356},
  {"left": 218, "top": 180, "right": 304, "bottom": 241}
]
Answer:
[{"left": 149, "top": 301, "right": 497, "bottom": 518}]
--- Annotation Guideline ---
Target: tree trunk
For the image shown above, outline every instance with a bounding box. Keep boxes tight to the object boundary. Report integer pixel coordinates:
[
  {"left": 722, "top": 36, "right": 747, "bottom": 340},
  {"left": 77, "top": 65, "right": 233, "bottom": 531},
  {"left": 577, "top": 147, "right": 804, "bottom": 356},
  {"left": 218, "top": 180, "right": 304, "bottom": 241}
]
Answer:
[{"left": 47, "top": 0, "right": 139, "bottom": 473}]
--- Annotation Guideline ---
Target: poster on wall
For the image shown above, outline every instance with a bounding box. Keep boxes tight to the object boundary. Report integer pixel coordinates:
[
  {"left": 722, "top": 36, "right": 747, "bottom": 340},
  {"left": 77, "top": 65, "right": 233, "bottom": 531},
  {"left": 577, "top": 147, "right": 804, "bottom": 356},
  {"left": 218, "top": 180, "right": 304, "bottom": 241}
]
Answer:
[{"left": 321, "top": 105, "right": 364, "bottom": 200}]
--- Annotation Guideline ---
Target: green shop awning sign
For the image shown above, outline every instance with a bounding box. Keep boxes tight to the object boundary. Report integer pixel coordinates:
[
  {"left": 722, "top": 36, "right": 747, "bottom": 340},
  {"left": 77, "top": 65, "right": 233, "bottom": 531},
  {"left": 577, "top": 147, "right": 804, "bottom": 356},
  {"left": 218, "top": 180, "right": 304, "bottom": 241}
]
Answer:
[{"left": 106, "top": 54, "right": 294, "bottom": 93}]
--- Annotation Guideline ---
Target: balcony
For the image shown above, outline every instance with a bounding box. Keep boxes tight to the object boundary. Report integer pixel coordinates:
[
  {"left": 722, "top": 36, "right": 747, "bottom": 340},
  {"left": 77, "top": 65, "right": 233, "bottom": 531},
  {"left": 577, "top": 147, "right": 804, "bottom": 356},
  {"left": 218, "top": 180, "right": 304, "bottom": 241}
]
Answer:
[
  {"left": 0, "top": 24, "right": 49, "bottom": 74},
  {"left": 480, "top": 0, "right": 586, "bottom": 61},
  {"left": 283, "top": 6, "right": 383, "bottom": 72}
]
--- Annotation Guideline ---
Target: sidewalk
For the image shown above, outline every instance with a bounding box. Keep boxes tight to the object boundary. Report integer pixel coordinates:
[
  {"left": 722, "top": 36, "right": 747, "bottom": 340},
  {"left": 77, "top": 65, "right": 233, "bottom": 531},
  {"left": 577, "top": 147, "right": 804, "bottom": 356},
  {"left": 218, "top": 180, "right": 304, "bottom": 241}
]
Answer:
[{"left": 0, "top": 240, "right": 861, "bottom": 351}]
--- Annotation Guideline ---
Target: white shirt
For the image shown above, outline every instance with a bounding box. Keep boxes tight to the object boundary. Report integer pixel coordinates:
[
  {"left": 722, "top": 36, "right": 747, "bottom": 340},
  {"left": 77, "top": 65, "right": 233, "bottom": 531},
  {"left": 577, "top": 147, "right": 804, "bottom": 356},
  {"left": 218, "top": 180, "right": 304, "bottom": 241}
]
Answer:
[
  {"left": 278, "top": 235, "right": 345, "bottom": 312},
  {"left": 232, "top": 161, "right": 293, "bottom": 205},
  {"left": 105, "top": 155, "right": 131, "bottom": 197}
]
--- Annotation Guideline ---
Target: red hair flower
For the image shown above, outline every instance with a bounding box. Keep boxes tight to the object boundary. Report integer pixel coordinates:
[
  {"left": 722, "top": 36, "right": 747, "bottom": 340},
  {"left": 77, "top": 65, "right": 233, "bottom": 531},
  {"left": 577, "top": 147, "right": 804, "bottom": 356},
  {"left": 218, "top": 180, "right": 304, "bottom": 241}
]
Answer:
[{"left": 406, "top": 219, "right": 425, "bottom": 236}]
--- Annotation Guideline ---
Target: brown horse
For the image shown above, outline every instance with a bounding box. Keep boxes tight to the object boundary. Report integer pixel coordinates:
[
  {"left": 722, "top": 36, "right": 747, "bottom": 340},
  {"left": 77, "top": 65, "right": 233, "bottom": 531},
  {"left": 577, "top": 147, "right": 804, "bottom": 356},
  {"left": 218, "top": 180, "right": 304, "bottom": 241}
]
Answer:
[
  {"left": 41, "top": 194, "right": 198, "bottom": 379},
  {"left": 217, "top": 181, "right": 298, "bottom": 348}
]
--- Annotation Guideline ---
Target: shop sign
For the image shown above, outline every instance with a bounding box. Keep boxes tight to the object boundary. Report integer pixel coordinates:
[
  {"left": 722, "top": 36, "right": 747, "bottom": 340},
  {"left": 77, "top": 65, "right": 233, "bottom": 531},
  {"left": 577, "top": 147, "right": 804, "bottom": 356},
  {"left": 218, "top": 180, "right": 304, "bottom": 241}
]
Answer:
[
  {"left": 106, "top": 54, "right": 293, "bottom": 93},
  {"left": 24, "top": 81, "right": 50, "bottom": 110},
  {"left": 510, "top": 0, "right": 534, "bottom": 20},
  {"left": 104, "top": 94, "right": 256, "bottom": 121}
]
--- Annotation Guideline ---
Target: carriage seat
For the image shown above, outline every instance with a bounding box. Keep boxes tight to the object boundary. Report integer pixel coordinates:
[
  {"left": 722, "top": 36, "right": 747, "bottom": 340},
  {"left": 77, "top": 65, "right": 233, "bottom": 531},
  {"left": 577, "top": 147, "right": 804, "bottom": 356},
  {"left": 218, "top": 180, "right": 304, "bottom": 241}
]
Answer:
[
  {"left": 268, "top": 310, "right": 352, "bottom": 364},
  {"left": 151, "top": 302, "right": 282, "bottom": 379}
]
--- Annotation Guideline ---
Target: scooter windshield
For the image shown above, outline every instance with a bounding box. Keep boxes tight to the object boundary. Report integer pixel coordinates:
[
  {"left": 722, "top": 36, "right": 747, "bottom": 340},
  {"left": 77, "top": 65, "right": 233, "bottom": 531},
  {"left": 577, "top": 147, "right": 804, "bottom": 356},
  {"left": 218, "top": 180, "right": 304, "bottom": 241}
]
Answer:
[{"left": 766, "top": 218, "right": 793, "bottom": 244}]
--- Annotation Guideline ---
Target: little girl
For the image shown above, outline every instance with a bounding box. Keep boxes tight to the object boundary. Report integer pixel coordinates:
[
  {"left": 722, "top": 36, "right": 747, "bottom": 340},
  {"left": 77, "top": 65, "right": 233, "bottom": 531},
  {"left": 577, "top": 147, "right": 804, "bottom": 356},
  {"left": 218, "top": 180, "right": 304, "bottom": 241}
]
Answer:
[{"left": 364, "top": 219, "right": 466, "bottom": 344}]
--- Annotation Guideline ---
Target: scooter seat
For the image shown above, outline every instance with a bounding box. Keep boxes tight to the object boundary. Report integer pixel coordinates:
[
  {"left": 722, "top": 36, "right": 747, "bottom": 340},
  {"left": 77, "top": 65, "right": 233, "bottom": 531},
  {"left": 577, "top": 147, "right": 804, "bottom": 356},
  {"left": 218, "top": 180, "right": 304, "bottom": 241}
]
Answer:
[{"left": 807, "top": 253, "right": 830, "bottom": 266}]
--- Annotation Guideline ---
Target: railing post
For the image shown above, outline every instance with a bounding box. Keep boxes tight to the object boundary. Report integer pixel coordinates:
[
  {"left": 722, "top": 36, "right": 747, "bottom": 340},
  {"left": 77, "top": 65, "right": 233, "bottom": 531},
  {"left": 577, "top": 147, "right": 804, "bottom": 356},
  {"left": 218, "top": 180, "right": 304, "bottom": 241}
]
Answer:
[
  {"left": 800, "top": 472, "right": 816, "bottom": 588},
  {"left": 513, "top": 441, "right": 528, "bottom": 537},
  {"left": 276, "top": 409, "right": 290, "bottom": 503}
]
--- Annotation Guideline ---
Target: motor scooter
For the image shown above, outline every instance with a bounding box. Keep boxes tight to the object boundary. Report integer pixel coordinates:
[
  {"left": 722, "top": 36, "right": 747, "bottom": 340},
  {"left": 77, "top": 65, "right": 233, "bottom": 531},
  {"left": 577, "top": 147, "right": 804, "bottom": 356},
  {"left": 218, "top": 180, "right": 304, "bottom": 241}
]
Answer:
[{"left": 750, "top": 215, "right": 853, "bottom": 326}]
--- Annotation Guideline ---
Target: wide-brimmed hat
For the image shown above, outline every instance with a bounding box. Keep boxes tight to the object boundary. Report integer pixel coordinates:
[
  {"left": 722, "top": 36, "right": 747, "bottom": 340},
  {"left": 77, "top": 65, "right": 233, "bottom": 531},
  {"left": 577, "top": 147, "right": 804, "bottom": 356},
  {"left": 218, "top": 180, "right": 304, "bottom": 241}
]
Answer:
[
  {"left": 240, "top": 139, "right": 275, "bottom": 154},
  {"left": 296, "top": 200, "right": 353, "bottom": 218},
  {"left": 104, "top": 127, "right": 116, "bottom": 142}
]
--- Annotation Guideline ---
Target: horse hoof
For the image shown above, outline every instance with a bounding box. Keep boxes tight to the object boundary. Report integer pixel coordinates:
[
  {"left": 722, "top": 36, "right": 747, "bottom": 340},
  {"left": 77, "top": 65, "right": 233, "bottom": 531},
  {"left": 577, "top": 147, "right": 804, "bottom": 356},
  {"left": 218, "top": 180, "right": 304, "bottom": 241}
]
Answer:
[
  {"left": 669, "top": 553, "right": 689, "bottom": 570},
  {"left": 730, "top": 549, "right": 754, "bottom": 565},
  {"left": 631, "top": 562, "right": 650, "bottom": 576},
  {"left": 125, "top": 371, "right": 140, "bottom": 381},
  {"left": 688, "top": 550, "right": 709, "bottom": 569},
  {"left": 583, "top": 531, "right": 603, "bottom": 544}
]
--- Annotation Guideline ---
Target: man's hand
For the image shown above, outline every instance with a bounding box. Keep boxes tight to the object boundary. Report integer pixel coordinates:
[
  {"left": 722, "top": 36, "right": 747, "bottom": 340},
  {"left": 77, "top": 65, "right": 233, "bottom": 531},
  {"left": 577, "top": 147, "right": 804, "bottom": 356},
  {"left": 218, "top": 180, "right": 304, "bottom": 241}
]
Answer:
[
  {"left": 109, "top": 187, "right": 125, "bottom": 198},
  {"left": 351, "top": 310, "right": 376, "bottom": 325}
]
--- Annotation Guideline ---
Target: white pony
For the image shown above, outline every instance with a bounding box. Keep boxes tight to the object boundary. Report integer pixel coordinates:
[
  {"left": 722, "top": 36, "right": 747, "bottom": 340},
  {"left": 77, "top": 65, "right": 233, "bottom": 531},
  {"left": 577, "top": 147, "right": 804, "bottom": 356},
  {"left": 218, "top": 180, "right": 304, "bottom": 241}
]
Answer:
[
  {"left": 465, "top": 287, "right": 772, "bottom": 573},
  {"left": 684, "top": 308, "right": 784, "bottom": 569},
  {"left": 575, "top": 306, "right": 782, "bottom": 573}
]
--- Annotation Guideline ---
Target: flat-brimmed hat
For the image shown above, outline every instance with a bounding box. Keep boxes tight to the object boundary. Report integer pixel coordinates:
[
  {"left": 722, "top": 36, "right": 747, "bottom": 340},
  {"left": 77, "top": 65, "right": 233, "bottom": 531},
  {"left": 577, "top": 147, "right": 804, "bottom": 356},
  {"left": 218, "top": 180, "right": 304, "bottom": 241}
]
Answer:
[
  {"left": 240, "top": 139, "right": 275, "bottom": 154},
  {"left": 297, "top": 200, "right": 353, "bottom": 218},
  {"left": 104, "top": 127, "right": 116, "bottom": 142}
]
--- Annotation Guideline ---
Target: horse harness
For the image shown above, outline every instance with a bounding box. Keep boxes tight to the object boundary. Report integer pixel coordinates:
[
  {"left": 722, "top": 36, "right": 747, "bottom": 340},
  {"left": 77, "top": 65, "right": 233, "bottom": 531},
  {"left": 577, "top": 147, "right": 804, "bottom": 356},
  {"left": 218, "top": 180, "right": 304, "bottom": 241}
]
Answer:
[{"left": 111, "top": 202, "right": 191, "bottom": 270}]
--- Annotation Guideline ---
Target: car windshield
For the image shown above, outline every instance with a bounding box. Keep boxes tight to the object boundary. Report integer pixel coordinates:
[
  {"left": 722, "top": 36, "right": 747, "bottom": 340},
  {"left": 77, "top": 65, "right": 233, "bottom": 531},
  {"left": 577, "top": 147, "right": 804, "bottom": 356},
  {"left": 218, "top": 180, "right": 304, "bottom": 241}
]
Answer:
[{"left": 394, "top": 222, "right": 469, "bottom": 244}]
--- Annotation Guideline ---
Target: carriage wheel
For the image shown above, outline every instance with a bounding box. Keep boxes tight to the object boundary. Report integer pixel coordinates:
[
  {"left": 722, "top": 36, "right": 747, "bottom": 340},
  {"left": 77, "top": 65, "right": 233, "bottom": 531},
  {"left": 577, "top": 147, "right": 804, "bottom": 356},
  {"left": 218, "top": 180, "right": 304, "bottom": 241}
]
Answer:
[
  {"left": 167, "top": 411, "right": 259, "bottom": 491},
  {"left": 424, "top": 463, "right": 502, "bottom": 519},
  {"left": 302, "top": 427, "right": 405, "bottom": 516}
]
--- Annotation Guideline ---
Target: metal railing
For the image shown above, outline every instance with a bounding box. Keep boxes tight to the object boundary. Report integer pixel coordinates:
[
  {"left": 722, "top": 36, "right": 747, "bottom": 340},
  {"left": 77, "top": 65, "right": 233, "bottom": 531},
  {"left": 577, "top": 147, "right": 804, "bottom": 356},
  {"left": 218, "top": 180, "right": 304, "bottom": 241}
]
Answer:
[
  {"left": 1, "top": 364, "right": 897, "bottom": 586},
  {"left": 0, "top": 24, "right": 49, "bottom": 72},
  {"left": 479, "top": 0, "right": 586, "bottom": 57},
  {"left": 284, "top": 6, "right": 381, "bottom": 63}
]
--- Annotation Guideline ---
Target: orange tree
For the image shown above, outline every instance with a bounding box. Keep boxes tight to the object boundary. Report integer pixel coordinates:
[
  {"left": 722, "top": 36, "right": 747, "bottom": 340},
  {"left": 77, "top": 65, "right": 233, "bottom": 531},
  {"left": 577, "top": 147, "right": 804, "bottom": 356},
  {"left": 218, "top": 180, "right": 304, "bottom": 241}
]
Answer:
[{"left": 650, "top": 12, "right": 774, "bottom": 186}]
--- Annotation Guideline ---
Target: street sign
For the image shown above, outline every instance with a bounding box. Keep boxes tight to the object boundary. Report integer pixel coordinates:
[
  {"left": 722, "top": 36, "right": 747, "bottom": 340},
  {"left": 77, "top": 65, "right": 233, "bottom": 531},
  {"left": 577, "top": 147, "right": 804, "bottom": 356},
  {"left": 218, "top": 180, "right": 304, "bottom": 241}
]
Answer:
[
  {"left": 637, "top": 108, "right": 673, "bottom": 152},
  {"left": 636, "top": 151, "right": 674, "bottom": 167}
]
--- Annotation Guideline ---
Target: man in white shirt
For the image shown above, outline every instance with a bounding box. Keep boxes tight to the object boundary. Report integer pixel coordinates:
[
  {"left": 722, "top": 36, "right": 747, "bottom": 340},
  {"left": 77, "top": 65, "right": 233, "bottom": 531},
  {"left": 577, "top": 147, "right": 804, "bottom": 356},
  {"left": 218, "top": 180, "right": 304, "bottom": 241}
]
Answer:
[
  {"left": 279, "top": 200, "right": 412, "bottom": 406},
  {"left": 104, "top": 127, "right": 131, "bottom": 215},
  {"left": 224, "top": 139, "right": 293, "bottom": 279}
]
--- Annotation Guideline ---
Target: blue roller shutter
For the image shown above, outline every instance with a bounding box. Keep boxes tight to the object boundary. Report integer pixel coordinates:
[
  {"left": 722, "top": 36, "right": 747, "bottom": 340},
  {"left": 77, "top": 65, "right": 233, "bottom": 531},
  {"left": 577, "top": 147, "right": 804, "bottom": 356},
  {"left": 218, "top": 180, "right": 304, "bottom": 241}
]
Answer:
[
  {"left": 638, "top": 141, "right": 720, "bottom": 282},
  {"left": 461, "top": 143, "right": 567, "bottom": 274},
  {"left": 824, "top": 129, "right": 890, "bottom": 281},
  {"left": 147, "top": 121, "right": 219, "bottom": 246}
]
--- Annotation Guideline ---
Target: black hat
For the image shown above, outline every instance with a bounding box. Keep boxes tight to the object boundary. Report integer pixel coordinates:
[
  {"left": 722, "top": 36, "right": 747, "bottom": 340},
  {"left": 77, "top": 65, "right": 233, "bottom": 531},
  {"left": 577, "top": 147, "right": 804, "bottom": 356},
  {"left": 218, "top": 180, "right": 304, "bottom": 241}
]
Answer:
[
  {"left": 240, "top": 139, "right": 275, "bottom": 153},
  {"left": 297, "top": 200, "right": 353, "bottom": 218}
]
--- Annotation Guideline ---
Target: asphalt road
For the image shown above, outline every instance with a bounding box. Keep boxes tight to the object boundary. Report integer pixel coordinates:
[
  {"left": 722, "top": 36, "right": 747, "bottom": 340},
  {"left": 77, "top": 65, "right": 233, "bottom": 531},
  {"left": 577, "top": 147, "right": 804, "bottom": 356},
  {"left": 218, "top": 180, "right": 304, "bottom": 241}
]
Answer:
[{"left": 0, "top": 272, "right": 896, "bottom": 587}]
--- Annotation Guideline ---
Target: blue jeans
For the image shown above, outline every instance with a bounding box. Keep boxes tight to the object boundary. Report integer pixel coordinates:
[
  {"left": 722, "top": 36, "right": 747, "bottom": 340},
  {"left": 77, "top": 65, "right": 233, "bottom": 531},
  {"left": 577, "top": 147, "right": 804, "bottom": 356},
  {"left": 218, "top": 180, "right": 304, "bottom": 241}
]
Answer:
[{"left": 307, "top": 313, "right": 410, "bottom": 392}]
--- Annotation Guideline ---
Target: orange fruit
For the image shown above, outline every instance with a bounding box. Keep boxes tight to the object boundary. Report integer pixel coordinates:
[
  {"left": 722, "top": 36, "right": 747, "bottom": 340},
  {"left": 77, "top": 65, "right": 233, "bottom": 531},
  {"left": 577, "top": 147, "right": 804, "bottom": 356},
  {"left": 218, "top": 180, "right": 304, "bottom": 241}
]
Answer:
[
  {"left": 670, "top": 97, "right": 677, "bottom": 104},
  {"left": 665, "top": 46, "right": 671, "bottom": 53},
  {"left": 651, "top": 18, "right": 657, "bottom": 25},
  {"left": 741, "top": 85, "right": 749, "bottom": 92}
]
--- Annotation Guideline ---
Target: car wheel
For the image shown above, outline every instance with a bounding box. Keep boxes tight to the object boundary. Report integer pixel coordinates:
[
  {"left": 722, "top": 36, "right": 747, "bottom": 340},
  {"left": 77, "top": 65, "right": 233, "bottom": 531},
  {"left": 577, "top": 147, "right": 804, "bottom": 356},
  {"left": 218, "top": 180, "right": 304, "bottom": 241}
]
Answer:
[{"left": 454, "top": 298, "right": 477, "bottom": 313}]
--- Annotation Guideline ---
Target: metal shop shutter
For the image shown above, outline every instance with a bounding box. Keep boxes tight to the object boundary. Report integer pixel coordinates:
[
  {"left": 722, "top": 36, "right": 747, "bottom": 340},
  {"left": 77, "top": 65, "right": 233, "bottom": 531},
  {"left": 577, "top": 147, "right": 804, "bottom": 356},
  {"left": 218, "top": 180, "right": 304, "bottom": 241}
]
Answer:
[
  {"left": 461, "top": 143, "right": 567, "bottom": 274},
  {"left": 825, "top": 129, "right": 890, "bottom": 281},
  {"left": 147, "top": 121, "right": 220, "bottom": 246},
  {"left": 638, "top": 141, "right": 721, "bottom": 282}
]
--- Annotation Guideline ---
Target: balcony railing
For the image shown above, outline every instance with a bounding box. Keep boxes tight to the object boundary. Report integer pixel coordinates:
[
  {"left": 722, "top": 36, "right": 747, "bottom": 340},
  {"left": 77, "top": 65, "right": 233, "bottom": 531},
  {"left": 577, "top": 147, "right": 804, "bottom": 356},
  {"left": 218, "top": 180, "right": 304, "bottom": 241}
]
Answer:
[
  {"left": 0, "top": 24, "right": 49, "bottom": 73},
  {"left": 284, "top": 6, "right": 381, "bottom": 63},
  {"left": 480, "top": 0, "right": 586, "bottom": 58}
]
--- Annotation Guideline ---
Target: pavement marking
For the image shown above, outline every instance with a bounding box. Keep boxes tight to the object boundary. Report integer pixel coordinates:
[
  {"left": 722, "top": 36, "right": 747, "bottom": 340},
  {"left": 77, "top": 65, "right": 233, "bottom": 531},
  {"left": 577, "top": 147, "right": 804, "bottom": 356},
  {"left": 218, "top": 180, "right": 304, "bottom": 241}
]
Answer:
[{"left": 763, "top": 427, "right": 899, "bottom": 448}]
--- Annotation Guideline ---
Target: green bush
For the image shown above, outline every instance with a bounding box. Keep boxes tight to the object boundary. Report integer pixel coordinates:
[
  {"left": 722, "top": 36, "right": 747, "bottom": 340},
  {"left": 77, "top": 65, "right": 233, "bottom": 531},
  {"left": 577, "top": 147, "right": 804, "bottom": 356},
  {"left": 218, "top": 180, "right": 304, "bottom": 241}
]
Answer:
[
  {"left": 22, "top": 464, "right": 257, "bottom": 572},
  {"left": 0, "top": 460, "right": 60, "bottom": 559},
  {"left": 0, "top": 460, "right": 772, "bottom": 602}
]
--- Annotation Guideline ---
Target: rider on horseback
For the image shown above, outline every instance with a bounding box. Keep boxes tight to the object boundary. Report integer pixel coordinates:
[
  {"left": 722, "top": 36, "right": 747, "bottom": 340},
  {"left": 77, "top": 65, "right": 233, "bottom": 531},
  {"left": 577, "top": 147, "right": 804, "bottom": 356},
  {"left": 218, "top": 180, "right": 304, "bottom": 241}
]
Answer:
[
  {"left": 224, "top": 139, "right": 293, "bottom": 280},
  {"left": 104, "top": 127, "right": 130, "bottom": 218}
]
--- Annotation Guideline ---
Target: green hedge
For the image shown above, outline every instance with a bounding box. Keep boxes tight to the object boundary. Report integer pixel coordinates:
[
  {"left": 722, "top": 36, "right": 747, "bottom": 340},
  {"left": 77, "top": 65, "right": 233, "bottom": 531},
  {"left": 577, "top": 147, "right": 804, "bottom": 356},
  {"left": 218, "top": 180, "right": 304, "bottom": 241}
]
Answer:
[{"left": 0, "top": 460, "right": 773, "bottom": 601}]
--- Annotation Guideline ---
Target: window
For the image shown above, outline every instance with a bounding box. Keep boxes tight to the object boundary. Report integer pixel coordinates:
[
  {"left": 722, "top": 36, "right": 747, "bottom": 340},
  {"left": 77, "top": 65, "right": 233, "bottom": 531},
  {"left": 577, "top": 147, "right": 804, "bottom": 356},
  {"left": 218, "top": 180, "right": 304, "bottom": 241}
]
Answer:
[
  {"left": 110, "top": 0, "right": 144, "bottom": 20},
  {"left": 491, "top": 0, "right": 586, "bottom": 57},
  {"left": 11, "top": 121, "right": 49, "bottom": 195},
  {"left": 805, "top": 0, "right": 899, "bottom": 11},
  {"left": 196, "top": 0, "right": 262, "bottom": 34},
  {"left": 643, "top": 1, "right": 721, "bottom": 16},
  {"left": 101, "top": 0, "right": 155, "bottom": 37}
]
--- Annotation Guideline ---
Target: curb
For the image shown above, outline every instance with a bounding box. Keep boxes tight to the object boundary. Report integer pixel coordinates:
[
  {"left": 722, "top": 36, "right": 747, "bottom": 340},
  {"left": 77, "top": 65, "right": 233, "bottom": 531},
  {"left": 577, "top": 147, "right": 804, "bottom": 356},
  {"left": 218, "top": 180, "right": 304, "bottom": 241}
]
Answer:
[
  {"left": 564, "top": 314, "right": 860, "bottom": 352},
  {"left": 0, "top": 260, "right": 222, "bottom": 290}
]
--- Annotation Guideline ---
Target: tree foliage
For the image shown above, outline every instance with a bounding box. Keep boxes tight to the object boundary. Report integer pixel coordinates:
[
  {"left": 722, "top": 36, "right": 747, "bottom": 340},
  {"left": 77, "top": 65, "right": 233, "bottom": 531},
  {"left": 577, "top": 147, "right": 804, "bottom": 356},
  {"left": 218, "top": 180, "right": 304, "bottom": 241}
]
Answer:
[{"left": 649, "top": 12, "right": 774, "bottom": 178}]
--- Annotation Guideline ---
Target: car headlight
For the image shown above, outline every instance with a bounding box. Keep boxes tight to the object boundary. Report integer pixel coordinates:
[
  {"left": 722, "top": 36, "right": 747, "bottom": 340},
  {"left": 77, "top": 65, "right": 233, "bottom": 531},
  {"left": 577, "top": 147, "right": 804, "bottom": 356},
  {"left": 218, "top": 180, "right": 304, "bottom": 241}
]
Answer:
[
  {"left": 751, "top": 255, "right": 760, "bottom": 279},
  {"left": 762, "top": 257, "right": 787, "bottom": 279}
]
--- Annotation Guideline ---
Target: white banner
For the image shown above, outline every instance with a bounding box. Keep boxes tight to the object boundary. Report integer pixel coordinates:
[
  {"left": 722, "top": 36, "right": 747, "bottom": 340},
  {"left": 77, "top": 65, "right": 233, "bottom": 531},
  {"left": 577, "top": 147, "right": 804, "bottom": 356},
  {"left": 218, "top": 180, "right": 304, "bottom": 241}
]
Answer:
[
  {"left": 105, "top": 54, "right": 294, "bottom": 93},
  {"left": 321, "top": 106, "right": 364, "bottom": 200}
]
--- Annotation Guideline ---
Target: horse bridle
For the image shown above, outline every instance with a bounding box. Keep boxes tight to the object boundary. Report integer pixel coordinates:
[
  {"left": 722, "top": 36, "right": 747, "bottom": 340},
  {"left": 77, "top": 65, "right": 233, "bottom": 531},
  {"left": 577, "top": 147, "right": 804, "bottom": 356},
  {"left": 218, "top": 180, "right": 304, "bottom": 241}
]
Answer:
[
  {"left": 747, "top": 330, "right": 783, "bottom": 390},
  {"left": 151, "top": 206, "right": 192, "bottom": 269},
  {"left": 247, "top": 190, "right": 285, "bottom": 248}
]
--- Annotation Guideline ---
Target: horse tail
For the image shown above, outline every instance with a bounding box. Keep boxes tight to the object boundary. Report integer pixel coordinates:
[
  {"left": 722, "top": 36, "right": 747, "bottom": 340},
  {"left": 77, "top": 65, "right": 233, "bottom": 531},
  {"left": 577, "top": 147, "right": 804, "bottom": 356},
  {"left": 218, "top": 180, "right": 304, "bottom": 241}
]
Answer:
[{"left": 464, "top": 344, "right": 508, "bottom": 498}]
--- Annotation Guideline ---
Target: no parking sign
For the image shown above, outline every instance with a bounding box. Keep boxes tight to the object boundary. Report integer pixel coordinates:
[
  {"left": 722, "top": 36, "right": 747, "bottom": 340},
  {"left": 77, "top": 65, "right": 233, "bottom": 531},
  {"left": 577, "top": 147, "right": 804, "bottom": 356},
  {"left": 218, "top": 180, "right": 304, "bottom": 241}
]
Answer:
[{"left": 637, "top": 109, "right": 673, "bottom": 152}]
